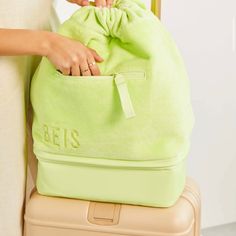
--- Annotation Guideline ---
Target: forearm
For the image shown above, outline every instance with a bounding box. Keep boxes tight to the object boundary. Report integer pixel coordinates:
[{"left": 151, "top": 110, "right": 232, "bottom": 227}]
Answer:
[
  {"left": 0, "top": 28, "right": 50, "bottom": 56},
  {"left": 0, "top": 28, "right": 103, "bottom": 76}
]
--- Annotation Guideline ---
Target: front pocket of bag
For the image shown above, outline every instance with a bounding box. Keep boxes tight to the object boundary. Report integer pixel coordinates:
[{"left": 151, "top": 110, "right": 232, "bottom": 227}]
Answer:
[
  {"left": 31, "top": 61, "right": 148, "bottom": 159},
  {"left": 51, "top": 69, "right": 146, "bottom": 119}
]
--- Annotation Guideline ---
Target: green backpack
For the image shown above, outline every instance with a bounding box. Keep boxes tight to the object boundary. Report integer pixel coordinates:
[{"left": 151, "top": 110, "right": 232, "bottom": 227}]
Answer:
[{"left": 30, "top": 0, "right": 194, "bottom": 207}]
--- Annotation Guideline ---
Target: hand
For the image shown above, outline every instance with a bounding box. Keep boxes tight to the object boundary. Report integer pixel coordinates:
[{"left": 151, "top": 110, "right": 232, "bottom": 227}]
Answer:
[
  {"left": 67, "top": 0, "right": 113, "bottom": 8},
  {"left": 42, "top": 32, "right": 103, "bottom": 76}
]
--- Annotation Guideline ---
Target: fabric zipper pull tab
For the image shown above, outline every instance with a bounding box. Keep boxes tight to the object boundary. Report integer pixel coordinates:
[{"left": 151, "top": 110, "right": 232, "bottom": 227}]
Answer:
[{"left": 114, "top": 73, "right": 136, "bottom": 119}]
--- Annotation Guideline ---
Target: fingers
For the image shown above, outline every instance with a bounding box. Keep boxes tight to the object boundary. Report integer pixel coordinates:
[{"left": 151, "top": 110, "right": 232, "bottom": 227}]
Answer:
[
  {"left": 67, "top": 0, "right": 89, "bottom": 6},
  {"left": 87, "top": 55, "right": 101, "bottom": 76},
  {"left": 74, "top": 49, "right": 102, "bottom": 76},
  {"left": 63, "top": 52, "right": 102, "bottom": 76},
  {"left": 48, "top": 33, "right": 103, "bottom": 76},
  {"left": 59, "top": 62, "right": 71, "bottom": 75},
  {"left": 106, "top": 0, "right": 113, "bottom": 8},
  {"left": 95, "top": 0, "right": 106, "bottom": 7},
  {"left": 89, "top": 48, "right": 104, "bottom": 62},
  {"left": 80, "top": 59, "right": 92, "bottom": 76},
  {"left": 61, "top": 68, "right": 71, "bottom": 75},
  {"left": 81, "top": 0, "right": 89, "bottom": 6},
  {"left": 58, "top": 54, "right": 101, "bottom": 76},
  {"left": 71, "top": 64, "right": 81, "bottom": 76}
]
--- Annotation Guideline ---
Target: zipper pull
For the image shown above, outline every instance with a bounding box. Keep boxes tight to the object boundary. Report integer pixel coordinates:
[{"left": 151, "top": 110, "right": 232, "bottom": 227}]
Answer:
[{"left": 114, "top": 73, "right": 136, "bottom": 119}]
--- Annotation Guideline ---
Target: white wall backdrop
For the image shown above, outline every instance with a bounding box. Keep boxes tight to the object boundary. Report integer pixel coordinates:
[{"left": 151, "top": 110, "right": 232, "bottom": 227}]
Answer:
[
  {"left": 54, "top": 0, "right": 236, "bottom": 229},
  {"left": 161, "top": 0, "right": 236, "bottom": 229}
]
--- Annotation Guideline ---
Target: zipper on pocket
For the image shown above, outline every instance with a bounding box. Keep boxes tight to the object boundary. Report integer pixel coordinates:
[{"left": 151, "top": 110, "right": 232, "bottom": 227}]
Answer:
[{"left": 51, "top": 59, "right": 146, "bottom": 119}]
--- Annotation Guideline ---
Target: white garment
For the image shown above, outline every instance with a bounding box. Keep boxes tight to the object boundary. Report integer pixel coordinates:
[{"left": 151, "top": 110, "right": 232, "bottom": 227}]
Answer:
[{"left": 0, "top": 1, "right": 56, "bottom": 235}]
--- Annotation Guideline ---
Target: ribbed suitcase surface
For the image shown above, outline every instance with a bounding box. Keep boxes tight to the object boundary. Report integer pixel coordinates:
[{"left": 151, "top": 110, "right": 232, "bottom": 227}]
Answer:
[{"left": 24, "top": 178, "right": 201, "bottom": 236}]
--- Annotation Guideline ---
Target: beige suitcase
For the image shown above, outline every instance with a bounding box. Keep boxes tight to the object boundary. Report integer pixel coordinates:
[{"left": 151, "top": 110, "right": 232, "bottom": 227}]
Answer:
[{"left": 24, "top": 178, "right": 201, "bottom": 236}]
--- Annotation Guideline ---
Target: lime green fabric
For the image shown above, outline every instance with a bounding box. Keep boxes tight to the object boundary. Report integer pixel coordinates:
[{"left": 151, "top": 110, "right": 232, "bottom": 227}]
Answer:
[{"left": 30, "top": 0, "right": 194, "bottom": 207}]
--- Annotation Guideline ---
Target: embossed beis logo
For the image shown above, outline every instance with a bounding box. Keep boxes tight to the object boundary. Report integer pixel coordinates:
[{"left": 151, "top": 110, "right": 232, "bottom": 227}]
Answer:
[{"left": 43, "top": 124, "right": 80, "bottom": 149}]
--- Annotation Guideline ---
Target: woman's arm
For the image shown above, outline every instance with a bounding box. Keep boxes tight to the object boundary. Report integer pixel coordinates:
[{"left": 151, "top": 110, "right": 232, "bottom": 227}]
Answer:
[
  {"left": 0, "top": 29, "right": 103, "bottom": 76},
  {"left": 0, "top": 29, "right": 49, "bottom": 56}
]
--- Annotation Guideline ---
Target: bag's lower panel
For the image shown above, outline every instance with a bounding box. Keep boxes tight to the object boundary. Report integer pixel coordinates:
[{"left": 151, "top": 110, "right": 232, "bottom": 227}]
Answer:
[{"left": 36, "top": 159, "right": 186, "bottom": 207}]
